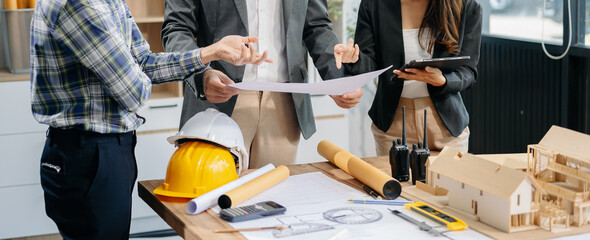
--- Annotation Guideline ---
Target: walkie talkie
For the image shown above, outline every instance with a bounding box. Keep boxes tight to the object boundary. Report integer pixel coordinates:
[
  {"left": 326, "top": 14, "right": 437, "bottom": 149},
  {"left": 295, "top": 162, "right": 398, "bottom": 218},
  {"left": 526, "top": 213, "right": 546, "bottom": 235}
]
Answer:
[
  {"left": 390, "top": 106, "right": 410, "bottom": 182},
  {"left": 410, "top": 109, "right": 431, "bottom": 185}
]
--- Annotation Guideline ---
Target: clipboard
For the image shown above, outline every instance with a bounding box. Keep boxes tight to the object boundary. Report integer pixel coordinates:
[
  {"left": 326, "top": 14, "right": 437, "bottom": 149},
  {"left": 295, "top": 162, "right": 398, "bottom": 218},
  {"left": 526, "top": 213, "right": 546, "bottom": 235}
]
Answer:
[{"left": 398, "top": 56, "right": 471, "bottom": 73}]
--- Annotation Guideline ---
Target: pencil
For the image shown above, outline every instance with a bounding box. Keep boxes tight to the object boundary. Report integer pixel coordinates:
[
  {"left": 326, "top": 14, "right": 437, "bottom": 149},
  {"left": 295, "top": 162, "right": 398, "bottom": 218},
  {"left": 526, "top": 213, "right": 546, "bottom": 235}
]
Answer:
[
  {"left": 214, "top": 225, "right": 289, "bottom": 233},
  {"left": 362, "top": 185, "right": 383, "bottom": 200},
  {"left": 348, "top": 199, "right": 413, "bottom": 205}
]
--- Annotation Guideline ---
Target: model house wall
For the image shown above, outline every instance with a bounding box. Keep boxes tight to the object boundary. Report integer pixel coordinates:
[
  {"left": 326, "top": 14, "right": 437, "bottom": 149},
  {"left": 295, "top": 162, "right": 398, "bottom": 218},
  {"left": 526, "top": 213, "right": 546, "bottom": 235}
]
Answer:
[
  {"left": 527, "top": 126, "right": 590, "bottom": 227},
  {"left": 511, "top": 180, "right": 534, "bottom": 214},
  {"left": 433, "top": 172, "right": 512, "bottom": 232},
  {"left": 429, "top": 147, "right": 542, "bottom": 232}
]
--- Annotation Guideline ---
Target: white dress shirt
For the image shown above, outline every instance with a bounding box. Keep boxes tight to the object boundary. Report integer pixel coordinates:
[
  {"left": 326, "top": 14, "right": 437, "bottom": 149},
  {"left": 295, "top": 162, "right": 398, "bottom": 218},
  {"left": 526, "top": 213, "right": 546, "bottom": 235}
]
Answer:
[
  {"left": 243, "top": 0, "right": 289, "bottom": 83},
  {"left": 401, "top": 28, "right": 431, "bottom": 99}
]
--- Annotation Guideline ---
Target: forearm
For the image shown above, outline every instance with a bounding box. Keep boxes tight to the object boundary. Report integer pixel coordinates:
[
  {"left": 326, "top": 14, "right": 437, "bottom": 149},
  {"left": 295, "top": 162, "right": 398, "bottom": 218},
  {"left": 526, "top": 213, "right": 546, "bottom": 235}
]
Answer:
[
  {"left": 137, "top": 48, "right": 207, "bottom": 85},
  {"left": 344, "top": 52, "right": 377, "bottom": 74},
  {"left": 344, "top": 0, "right": 377, "bottom": 75},
  {"left": 304, "top": 0, "right": 344, "bottom": 80}
]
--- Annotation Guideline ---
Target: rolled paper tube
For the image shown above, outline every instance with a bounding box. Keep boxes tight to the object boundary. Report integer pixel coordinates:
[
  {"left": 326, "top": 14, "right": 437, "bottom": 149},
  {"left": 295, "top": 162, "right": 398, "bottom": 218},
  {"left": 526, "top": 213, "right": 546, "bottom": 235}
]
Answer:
[
  {"left": 318, "top": 140, "right": 402, "bottom": 200},
  {"left": 16, "top": 0, "right": 26, "bottom": 9},
  {"left": 218, "top": 165, "right": 290, "bottom": 209},
  {"left": 4, "top": 0, "right": 18, "bottom": 9},
  {"left": 186, "top": 164, "right": 275, "bottom": 215},
  {"left": 318, "top": 139, "right": 352, "bottom": 173}
]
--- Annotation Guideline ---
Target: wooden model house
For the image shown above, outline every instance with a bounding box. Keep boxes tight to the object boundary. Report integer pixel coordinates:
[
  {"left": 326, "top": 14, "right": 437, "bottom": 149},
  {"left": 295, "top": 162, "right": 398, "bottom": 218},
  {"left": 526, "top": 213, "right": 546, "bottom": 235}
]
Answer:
[
  {"left": 527, "top": 125, "right": 590, "bottom": 227},
  {"left": 428, "top": 147, "right": 545, "bottom": 232}
]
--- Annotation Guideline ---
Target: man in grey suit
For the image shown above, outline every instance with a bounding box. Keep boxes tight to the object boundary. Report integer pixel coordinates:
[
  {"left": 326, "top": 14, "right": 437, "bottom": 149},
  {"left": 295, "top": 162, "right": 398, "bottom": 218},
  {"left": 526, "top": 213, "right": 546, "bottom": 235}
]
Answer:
[{"left": 161, "top": 0, "right": 363, "bottom": 168}]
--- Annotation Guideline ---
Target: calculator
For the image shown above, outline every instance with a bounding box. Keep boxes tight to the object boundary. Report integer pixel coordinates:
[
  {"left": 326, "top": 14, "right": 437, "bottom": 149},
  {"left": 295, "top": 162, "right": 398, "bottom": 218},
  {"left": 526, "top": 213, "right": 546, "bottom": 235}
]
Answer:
[{"left": 219, "top": 201, "right": 286, "bottom": 222}]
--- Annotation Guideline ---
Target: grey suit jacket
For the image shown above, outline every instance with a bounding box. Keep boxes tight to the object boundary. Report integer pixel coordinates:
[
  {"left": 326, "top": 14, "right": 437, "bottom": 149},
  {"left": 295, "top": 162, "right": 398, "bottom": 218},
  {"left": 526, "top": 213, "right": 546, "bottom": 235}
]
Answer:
[{"left": 161, "top": 0, "right": 344, "bottom": 139}]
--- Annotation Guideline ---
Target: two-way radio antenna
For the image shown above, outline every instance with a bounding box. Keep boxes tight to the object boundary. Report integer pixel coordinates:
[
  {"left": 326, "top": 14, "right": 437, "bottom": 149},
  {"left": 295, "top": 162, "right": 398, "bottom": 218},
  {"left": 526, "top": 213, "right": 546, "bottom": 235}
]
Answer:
[
  {"left": 423, "top": 109, "right": 427, "bottom": 150},
  {"left": 402, "top": 106, "right": 406, "bottom": 145}
]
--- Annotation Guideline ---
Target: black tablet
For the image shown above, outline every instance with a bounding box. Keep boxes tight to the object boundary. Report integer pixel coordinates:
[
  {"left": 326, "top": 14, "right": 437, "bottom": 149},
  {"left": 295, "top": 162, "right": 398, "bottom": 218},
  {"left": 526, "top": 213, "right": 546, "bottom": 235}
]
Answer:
[{"left": 398, "top": 56, "right": 471, "bottom": 72}]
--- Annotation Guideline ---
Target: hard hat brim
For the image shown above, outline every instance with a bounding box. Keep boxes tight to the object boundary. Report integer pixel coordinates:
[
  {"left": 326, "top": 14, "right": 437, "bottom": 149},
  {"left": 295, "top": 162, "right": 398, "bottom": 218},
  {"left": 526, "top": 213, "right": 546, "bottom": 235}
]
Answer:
[
  {"left": 168, "top": 135, "right": 230, "bottom": 149},
  {"left": 153, "top": 185, "right": 200, "bottom": 199}
]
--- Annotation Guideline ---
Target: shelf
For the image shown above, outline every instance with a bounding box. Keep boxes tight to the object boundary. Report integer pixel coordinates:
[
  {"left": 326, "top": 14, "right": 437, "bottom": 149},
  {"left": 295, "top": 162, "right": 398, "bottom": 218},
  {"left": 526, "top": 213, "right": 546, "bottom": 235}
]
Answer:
[
  {"left": 0, "top": 69, "right": 29, "bottom": 82},
  {"left": 135, "top": 16, "right": 165, "bottom": 24},
  {"left": 126, "top": 0, "right": 165, "bottom": 20},
  {"left": 136, "top": 22, "right": 165, "bottom": 53},
  {"left": 151, "top": 82, "right": 183, "bottom": 99},
  {"left": 126, "top": 0, "right": 179, "bottom": 100}
]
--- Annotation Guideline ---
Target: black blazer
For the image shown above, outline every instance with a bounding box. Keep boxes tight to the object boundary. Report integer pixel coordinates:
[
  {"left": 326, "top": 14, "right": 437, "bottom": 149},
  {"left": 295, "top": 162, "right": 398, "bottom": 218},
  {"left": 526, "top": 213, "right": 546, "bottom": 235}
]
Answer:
[{"left": 346, "top": 0, "right": 482, "bottom": 137}]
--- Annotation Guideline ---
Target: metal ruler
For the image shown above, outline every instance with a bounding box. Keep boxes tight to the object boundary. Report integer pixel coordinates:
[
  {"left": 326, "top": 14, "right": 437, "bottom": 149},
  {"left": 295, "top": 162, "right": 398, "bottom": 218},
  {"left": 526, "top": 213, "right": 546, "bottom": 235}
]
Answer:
[{"left": 389, "top": 209, "right": 451, "bottom": 239}]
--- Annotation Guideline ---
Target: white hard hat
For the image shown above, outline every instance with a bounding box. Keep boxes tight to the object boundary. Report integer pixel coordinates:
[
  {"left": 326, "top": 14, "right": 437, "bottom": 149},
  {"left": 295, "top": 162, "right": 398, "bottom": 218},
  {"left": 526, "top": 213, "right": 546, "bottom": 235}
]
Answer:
[{"left": 167, "top": 108, "right": 249, "bottom": 173}]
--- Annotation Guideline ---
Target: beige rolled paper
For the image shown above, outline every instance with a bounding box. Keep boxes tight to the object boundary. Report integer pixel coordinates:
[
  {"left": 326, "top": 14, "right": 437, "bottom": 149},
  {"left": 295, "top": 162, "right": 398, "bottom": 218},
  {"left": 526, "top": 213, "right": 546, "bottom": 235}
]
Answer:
[
  {"left": 218, "top": 165, "right": 290, "bottom": 208},
  {"left": 318, "top": 140, "right": 402, "bottom": 200}
]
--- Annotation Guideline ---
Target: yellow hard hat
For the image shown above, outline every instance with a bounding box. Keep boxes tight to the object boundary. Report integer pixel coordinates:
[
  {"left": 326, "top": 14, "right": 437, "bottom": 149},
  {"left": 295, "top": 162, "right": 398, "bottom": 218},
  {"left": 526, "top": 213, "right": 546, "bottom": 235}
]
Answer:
[
  {"left": 167, "top": 108, "right": 249, "bottom": 174},
  {"left": 153, "top": 141, "right": 239, "bottom": 198}
]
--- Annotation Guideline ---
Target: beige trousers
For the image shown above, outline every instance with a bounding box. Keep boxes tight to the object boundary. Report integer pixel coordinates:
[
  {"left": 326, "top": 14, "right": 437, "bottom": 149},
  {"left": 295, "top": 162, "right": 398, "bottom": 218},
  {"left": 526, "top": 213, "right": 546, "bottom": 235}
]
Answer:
[
  {"left": 371, "top": 97, "right": 470, "bottom": 156},
  {"left": 231, "top": 91, "right": 300, "bottom": 168}
]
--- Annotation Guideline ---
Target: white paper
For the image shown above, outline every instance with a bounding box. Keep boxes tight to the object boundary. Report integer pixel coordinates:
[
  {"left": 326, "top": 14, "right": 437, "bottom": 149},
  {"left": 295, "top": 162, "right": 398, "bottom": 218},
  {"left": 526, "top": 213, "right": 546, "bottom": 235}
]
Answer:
[
  {"left": 228, "top": 66, "right": 392, "bottom": 95},
  {"left": 185, "top": 164, "right": 276, "bottom": 215},
  {"left": 212, "top": 172, "right": 490, "bottom": 240}
]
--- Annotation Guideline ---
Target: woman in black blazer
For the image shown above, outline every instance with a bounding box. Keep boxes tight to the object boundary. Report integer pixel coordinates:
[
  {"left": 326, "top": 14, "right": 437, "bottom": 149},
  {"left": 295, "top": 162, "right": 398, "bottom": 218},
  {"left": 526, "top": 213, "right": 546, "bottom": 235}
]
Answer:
[{"left": 335, "top": 0, "right": 482, "bottom": 155}]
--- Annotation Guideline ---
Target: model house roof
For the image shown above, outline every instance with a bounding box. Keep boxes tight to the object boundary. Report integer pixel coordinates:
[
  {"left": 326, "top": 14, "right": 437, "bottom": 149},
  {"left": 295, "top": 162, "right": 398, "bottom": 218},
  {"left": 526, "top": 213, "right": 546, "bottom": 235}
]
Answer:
[
  {"left": 429, "top": 147, "right": 540, "bottom": 199},
  {"left": 476, "top": 153, "right": 528, "bottom": 170},
  {"left": 538, "top": 125, "right": 590, "bottom": 163}
]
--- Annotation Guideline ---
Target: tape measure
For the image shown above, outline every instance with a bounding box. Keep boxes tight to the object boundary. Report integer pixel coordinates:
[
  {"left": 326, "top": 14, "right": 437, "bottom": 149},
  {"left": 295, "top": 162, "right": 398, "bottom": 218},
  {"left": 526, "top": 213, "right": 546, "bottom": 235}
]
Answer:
[{"left": 404, "top": 202, "right": 468, "bottom": 231}]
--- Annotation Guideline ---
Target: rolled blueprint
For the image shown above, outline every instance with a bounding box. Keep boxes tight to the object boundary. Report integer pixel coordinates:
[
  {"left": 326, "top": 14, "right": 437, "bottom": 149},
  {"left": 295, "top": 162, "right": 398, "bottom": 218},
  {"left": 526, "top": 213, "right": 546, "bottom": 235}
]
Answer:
[
  {"left": 218, "top": 165, "right": 290, "bottom": 208},
  {"left": 186, "top": 163, "right": 275, "bottom": 215},
  {"left": 4, "top": 0, "right": 17, "bottom": 9},
  {"left": 318, "top": 140, "right": 402, "bottom": 199}
]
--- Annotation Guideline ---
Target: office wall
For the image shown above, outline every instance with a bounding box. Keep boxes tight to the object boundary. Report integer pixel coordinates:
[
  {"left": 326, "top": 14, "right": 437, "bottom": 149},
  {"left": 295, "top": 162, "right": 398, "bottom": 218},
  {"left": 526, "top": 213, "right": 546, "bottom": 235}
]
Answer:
[
  {"left": 0, "top": 10, "right": 7, "bottom": 69},
  {"left": 463, "top": 35, "right": 590, "bottom": 154},
  {"left": 568, "top": 55, "right": 590, "bottom": 135}
]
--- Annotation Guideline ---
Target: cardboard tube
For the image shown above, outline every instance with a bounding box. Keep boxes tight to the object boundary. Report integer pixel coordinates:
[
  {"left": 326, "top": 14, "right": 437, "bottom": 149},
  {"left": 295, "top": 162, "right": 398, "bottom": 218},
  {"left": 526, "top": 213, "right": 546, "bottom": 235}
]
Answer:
[
  {"left": 319, "top": 139, "right": 352, "bottom": 173},
  {"left": 185, "top": 164, "right": 275, "bottom": 215},
  {"left": 318, "top": 140, "right": 402, "bottom": 200},
  {"left": 4, "top": 0, "right": 18, "bottom": 9},
  {"left": 218, "top": 165, "right": 290, "bottom": 208},
  {"left": 16, "top": 0, "right": 27, "bottom": 9}
]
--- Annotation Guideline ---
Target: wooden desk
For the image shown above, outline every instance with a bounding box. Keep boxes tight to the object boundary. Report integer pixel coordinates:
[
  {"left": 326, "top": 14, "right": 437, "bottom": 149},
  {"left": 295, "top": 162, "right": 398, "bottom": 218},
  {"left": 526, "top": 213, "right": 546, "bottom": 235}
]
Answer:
[
  {"left": 138, "top": 157, "right": 392, "bottom": 240},
  {"left": 139, "top": 155, "right": 590, "bottom": 240}
]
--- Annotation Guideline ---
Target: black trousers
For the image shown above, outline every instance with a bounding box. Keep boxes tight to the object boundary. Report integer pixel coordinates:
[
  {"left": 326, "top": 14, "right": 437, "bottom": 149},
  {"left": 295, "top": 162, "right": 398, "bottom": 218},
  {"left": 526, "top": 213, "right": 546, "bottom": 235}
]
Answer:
[{"left": 40, "top": 127, "right": 137, "bottom": 240}]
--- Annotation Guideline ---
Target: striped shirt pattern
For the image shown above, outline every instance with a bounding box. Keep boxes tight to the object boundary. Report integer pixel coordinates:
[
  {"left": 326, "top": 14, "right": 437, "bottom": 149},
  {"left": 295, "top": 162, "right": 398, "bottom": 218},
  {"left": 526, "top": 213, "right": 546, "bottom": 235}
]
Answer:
[{"left": 30, "top": 0, "right": 206, "bottom": 133}]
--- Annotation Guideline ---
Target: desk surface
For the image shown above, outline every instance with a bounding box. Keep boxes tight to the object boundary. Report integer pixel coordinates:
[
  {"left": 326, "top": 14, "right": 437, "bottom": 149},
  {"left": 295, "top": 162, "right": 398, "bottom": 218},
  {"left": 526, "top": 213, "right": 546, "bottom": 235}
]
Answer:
[
  {"left": 138, "top": 156, "right": 590, "bottom": 240},
  {"left": 138, "top": 157, "right": 391, "bottom": 240}
]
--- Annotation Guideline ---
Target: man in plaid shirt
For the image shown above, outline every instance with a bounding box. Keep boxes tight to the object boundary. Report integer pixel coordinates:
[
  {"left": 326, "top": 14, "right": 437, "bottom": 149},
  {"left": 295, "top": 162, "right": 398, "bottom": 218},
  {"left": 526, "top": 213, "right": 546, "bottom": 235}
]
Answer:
[{"left": 30, "top": 0, "right": 271, "bottom": 239}]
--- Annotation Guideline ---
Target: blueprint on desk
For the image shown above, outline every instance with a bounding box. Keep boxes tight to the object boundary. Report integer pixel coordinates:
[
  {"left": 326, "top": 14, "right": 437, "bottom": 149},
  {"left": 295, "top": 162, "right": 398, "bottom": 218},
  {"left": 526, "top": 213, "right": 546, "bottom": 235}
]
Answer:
[{"left": 211, "top": 172, "right": 490, "bottom": 240}]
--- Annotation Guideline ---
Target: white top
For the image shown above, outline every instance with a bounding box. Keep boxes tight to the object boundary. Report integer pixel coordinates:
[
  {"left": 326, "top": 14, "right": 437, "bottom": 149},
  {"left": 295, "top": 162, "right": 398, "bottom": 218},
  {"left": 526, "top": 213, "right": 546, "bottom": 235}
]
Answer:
[
  {"left": 243, "top": 0, "right": 289, "bottom": 83},
  {"left": 400, "top": 29, "right": 431, "bottom": 99}
]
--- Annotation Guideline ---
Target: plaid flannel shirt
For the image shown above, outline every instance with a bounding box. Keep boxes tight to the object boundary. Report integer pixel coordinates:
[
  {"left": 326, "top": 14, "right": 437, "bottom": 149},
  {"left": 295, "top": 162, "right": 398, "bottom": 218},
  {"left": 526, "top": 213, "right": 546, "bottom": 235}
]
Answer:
[{"left": 30, "top": 0, "right": 206, "bottom": 133}]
